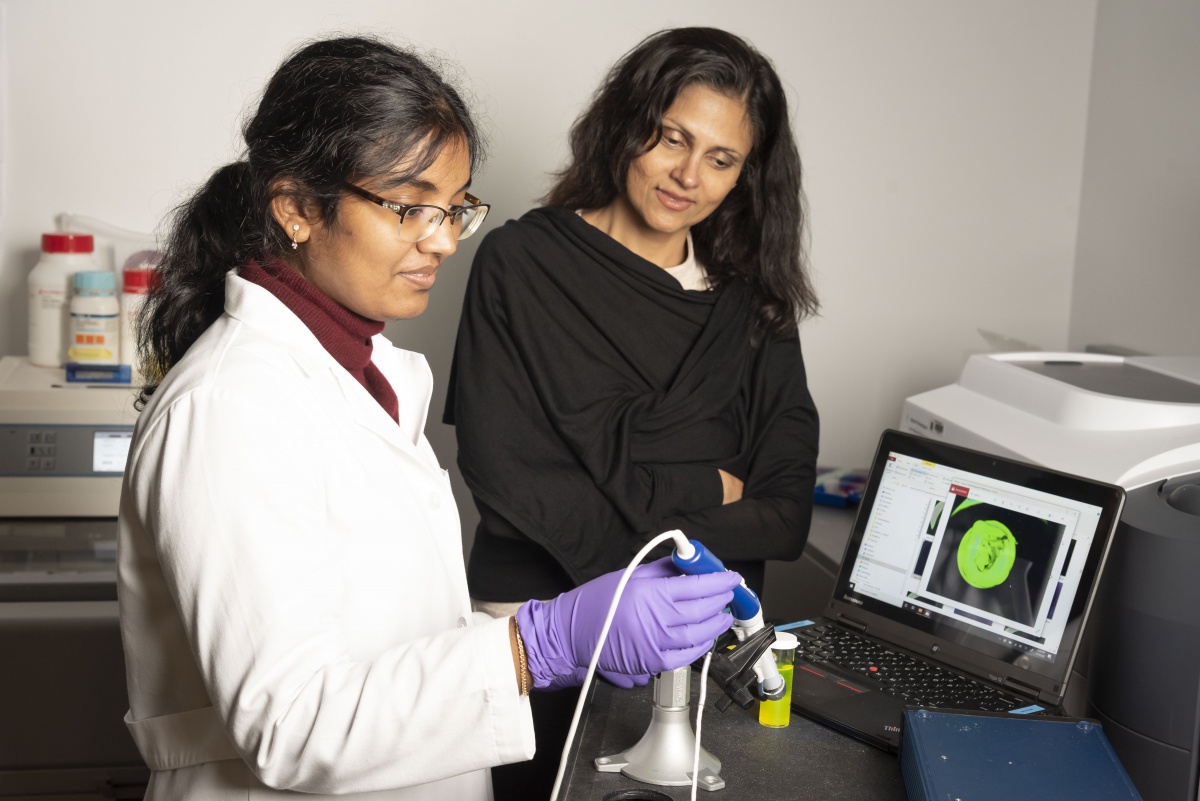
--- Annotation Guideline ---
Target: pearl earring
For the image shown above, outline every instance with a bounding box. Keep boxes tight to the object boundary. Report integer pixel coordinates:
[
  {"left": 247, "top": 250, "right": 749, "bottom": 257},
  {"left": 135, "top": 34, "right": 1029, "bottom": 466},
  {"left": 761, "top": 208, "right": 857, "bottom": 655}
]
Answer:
[{"left": 291, "top": 224, "right": 300, "bottom": 250}]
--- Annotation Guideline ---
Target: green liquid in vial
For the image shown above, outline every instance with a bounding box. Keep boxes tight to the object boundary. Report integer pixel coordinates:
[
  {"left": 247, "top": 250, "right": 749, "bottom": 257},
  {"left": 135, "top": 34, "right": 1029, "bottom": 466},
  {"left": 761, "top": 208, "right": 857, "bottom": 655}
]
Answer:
[{"left": 757, "top": 663, "right": 794, "bottom": 728}]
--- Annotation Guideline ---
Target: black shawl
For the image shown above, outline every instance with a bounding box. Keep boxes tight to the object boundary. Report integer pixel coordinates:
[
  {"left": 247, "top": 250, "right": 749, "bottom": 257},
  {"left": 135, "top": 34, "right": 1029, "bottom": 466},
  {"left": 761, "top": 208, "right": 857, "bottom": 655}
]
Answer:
[{"left": 445, "top": 206, "right": 818, "bottom": 595}]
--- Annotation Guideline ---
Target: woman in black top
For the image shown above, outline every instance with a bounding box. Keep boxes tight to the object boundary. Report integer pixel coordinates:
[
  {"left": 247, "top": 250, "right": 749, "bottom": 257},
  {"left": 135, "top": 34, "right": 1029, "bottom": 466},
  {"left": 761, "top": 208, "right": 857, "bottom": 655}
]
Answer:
[{"left": 445, "top": 27, "right": 821, "bottom": 797}]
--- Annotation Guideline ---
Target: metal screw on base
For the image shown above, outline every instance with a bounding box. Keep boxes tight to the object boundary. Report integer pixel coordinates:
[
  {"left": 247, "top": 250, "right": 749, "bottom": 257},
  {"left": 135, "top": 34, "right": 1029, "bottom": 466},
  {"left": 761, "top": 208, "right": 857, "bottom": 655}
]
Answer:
[{"left": 594, "top": 666, "right": 725, "bottom": 791}]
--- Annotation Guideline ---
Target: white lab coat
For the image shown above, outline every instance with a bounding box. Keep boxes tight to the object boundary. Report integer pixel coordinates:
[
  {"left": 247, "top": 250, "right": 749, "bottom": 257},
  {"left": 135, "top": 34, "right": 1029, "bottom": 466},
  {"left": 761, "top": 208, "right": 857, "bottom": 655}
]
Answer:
[{"left": 117, "top": 272, "right": 535, "bottom": 800}]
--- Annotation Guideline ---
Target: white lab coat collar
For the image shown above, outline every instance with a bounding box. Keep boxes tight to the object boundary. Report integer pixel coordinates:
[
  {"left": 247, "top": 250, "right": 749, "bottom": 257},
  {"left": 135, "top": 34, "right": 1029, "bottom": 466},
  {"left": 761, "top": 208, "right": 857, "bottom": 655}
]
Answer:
[{"left": 222, "top": 269, "right": 439, "bottom": 472}]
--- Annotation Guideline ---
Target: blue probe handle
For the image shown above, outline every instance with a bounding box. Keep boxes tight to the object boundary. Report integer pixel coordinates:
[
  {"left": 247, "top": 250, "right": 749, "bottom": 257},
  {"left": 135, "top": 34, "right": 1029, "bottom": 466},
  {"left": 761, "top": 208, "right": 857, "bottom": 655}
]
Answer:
[{"left": 671, "top": 538, "right": 761, "bottom": 621}]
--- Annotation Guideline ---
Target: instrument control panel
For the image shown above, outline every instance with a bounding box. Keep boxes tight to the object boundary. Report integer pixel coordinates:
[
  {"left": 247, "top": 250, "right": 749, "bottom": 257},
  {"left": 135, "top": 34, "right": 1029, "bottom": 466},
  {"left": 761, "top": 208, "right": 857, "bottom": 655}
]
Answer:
[{"left": 0, "top": 424, "right": 133, "bottom": 477}]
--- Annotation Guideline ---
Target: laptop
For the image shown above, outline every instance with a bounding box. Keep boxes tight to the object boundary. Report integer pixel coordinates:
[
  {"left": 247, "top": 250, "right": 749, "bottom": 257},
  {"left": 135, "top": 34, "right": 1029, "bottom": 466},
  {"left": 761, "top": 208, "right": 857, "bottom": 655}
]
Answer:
[{"left": 786, "top": 429, "right": 1125, "bottom": 752}]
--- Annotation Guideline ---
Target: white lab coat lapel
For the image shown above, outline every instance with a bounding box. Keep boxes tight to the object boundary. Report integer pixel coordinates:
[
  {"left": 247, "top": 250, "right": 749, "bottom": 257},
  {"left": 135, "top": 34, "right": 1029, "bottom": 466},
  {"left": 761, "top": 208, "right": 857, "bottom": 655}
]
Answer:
[
  {"left": 227, "top": 273, "right": 438, "bottom": 472},
  {"left": 225, "top": 273, "right": 469, "bottom": 609}
]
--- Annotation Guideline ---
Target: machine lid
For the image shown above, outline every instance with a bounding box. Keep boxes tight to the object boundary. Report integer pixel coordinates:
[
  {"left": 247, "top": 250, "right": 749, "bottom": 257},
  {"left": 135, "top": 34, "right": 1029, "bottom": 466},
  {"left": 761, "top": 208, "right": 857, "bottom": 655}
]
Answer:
[{"left": 1013, "top": 360, "right": 1200, "bottom": 404}]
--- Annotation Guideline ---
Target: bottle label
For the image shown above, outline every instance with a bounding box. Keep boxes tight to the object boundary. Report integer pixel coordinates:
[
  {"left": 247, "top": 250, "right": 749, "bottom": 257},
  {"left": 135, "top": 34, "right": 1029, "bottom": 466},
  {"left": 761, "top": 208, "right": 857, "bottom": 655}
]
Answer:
[
  {"left": 69, "top": 314, "right": 120, "bottom": 364},
  {"left": 32, "top": 288, "right": 67, "bottom": 311},
  {"left": 69, "top": 345, "right": 117, "bottom": 361}
]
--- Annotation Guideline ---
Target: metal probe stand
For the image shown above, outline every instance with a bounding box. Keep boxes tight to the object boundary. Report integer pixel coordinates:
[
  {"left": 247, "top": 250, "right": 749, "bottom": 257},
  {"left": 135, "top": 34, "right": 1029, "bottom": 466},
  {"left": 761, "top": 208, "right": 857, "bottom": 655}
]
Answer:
[{"left": 594, "top": 666, "right": 725, "bottom": 791}]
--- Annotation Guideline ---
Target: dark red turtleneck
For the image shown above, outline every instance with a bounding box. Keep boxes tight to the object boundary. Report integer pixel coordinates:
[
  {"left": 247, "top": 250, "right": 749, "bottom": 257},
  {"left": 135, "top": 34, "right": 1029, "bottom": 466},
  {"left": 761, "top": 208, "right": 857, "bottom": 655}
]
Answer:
[{"left": 240, "top": 258, "right": 399, "bottom": 423}]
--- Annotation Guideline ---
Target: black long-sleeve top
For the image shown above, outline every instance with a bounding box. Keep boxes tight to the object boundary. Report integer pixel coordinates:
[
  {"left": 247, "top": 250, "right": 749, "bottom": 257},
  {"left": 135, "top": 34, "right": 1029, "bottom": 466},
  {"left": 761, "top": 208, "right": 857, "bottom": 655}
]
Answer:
[{"left": 444, "top": 206, "right": 819, "bottom": 600}]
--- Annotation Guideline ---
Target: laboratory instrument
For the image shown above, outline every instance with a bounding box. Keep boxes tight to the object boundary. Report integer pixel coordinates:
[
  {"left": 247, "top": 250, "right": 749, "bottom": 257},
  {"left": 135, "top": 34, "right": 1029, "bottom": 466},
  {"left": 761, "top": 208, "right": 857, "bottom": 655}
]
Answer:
[
  {"left": 550, "top": 529, "right": 752, "bottom": 800},
  {"left": 0, "top": 354, "right": 145, "bottom": 796},
  {"left": 672, "top": 537, "right": 786, "bottom": 701},
  {"left": 594, "top": 666, "right": 726, "bottom": 790},
  {"left": 902, "top": 352, "right": 1200, "bottom": 800},
  {"left": 901, "top": 351, "right": 1200, "bottom": 489},
  {"left": 0, "top": 355, "right": 137, "bottom": 517},
  {"left": 1087, "top": 469, "right": 1200, "bottom": 801},
  {"left": 583, "top": 534, "right": 784, "bottom": 796}
]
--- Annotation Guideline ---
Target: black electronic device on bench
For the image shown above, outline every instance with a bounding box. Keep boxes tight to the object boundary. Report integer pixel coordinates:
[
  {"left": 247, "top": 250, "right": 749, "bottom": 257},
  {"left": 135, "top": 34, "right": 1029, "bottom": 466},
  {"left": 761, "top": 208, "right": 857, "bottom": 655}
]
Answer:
[{"left": 787, "top": 429, "right": 1125, "bottom": 752}]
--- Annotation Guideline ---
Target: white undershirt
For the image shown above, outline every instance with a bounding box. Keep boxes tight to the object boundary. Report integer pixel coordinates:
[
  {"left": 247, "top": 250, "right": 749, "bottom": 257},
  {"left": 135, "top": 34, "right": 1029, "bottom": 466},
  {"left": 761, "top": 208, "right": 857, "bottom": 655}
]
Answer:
[
  {"left": 661, "top": 233, "right": 710, "bottom": 291},
  {"left": 577, "top": 209, "right": 710, "bottom": 291}
]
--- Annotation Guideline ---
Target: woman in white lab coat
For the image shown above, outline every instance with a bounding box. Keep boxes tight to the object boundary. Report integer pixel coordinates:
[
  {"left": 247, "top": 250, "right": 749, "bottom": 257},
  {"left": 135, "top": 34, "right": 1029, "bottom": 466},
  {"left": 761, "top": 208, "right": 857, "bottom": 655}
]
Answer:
[{"left": 117, "top": 35, "right": 740, "bottom": 801}]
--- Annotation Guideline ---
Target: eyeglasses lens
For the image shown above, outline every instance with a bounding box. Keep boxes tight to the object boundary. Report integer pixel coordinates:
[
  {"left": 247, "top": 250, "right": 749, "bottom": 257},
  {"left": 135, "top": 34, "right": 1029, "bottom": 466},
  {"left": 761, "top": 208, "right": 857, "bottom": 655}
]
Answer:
[
  {"left": 398, "top": 207, "right": 441, "bottom": 243},
  {"left": 398, "top": 203, "right": 489, "bottom": 243},
  {"left": 456, "top": 205, "right": 488, "bottom": 241}
]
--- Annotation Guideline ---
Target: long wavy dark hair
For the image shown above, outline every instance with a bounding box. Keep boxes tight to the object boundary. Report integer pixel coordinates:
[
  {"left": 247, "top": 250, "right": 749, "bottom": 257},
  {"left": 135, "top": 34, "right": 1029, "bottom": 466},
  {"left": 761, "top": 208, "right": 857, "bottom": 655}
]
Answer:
[
  {"left": 545, "top": 27, "right": 817, "bottom": 339},
  {"left": 137, "top": 35, "right": 483, "bottom": 406}
]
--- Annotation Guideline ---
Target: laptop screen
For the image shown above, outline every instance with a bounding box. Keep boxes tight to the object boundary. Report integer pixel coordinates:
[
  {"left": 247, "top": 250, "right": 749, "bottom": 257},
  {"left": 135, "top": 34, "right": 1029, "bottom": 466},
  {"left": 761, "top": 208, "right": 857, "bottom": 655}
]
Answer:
[{"left": 831, "top": 430, "right": 1124, "bottom": 693}]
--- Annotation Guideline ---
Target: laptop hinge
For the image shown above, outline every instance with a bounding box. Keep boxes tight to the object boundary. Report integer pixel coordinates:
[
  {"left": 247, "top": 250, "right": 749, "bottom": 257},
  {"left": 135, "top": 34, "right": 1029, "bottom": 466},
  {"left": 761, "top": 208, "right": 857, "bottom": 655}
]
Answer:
[
  {"left": 1001, "top": 676, "right": 1042, "bottom": 698},
  {"left": 835, "top": 615, "right": 868, "bottom": 634}
]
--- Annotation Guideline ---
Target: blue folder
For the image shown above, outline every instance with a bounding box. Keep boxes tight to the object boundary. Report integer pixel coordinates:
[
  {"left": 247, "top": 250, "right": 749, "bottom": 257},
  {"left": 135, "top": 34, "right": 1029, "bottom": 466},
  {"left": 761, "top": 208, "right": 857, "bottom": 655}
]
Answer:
[{"left": 901, "top": 709, "right": 1142, "bottom": 801}]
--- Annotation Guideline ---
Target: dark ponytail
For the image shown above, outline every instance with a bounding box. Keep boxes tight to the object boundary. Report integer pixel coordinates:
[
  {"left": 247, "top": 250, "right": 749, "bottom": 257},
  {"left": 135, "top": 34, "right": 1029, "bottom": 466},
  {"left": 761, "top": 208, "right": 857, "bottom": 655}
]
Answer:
[
  {"left": 136, "top": 35, "right": 482, "bottom": 406},
  {"left": 138, "top": 162, "right": 261, "bottom": 395}
]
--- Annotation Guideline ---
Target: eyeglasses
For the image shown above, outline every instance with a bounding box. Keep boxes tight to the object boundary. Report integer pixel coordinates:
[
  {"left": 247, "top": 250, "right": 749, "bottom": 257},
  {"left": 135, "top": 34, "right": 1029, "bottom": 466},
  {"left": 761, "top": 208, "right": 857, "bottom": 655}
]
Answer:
[{"left": 342, "top": 182, "right": 490, "bottom": 242}]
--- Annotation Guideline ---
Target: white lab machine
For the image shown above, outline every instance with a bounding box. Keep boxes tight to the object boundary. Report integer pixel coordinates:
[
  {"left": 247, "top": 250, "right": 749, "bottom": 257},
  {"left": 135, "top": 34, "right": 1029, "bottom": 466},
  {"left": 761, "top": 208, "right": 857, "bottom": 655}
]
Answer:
[
  {"left": 0, "top": 355, "right": 147, "bottom": 797},
  {"left": 901, "top": 351, "right": 1200, "bottom": 801},
  {"left": 900, "top": 352, "right": 1200, "bottom": 490},
  {"left": 1, "top": 355, "right": 138, "bottom": 517}
]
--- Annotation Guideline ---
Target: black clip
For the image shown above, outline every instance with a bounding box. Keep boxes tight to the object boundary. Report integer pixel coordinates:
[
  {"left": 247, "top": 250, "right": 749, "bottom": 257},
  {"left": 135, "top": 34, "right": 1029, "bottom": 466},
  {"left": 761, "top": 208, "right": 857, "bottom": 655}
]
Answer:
[{"left": 704, "top": 625, "right": 777, "bottom": 711}]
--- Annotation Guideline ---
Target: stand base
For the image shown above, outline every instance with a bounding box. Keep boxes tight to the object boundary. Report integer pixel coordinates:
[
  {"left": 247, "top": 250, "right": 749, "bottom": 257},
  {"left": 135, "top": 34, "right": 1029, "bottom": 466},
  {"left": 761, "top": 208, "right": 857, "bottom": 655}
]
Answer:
[{"left": 594, "top": 668, "right": 725, "bottom": 791}]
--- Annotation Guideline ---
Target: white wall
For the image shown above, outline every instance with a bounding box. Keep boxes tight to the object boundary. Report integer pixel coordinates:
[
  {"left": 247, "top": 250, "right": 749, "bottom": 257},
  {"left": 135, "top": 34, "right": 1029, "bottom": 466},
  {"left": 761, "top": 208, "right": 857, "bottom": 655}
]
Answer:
[
  {"left": 1068, "top": 0, "right": 1200, "bottom": 356},
  {"left": 0, "top": 1, "right": 1098, "bottom": 544}
]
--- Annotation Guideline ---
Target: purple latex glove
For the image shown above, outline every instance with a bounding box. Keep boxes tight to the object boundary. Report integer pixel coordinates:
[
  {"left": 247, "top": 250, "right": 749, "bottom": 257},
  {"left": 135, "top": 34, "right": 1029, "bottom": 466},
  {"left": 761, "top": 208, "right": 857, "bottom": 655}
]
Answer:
[{"left": 516, "top": 556, "right": 740, "bottom": 690}]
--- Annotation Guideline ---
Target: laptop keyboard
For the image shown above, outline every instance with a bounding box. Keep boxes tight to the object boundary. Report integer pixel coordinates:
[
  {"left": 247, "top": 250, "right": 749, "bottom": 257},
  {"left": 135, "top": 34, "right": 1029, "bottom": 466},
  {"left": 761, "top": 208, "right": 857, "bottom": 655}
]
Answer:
[{"left": 794, "top": 624, "right": 1027, "bottom": 712}]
